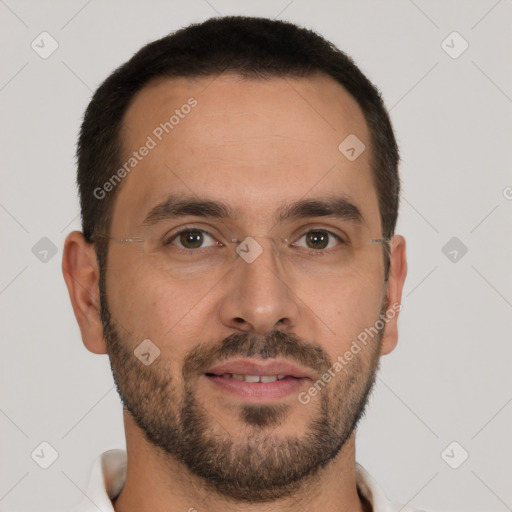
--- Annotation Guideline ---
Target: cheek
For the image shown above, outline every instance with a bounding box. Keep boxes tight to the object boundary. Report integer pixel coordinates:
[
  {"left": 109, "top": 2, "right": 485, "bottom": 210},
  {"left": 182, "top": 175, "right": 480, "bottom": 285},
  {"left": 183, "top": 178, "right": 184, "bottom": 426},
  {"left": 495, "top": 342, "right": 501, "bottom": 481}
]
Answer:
[
  {"left": 307, "top": 269, "right": 384, "bottom": 357},
  {"left": 105, "top": 252, "right": 217, "bottom": 352}
]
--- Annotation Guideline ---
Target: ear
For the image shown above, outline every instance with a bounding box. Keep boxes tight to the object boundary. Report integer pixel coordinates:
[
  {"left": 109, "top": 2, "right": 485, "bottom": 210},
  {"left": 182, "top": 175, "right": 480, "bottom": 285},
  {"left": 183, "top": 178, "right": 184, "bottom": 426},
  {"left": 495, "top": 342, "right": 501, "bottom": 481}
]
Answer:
[
  {"left": 62, "top": 231, "right": 107, "bottom": 354},
  {"left": 380, "top": 235, "right": 407, "bottom": 356}
]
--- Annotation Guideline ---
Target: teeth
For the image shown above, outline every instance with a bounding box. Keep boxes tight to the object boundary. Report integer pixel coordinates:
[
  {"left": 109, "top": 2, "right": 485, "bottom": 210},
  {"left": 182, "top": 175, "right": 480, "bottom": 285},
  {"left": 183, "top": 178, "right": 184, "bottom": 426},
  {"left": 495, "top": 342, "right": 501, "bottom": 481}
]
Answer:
[{"left": 222, "top": 374, "right": 288, "bottom": 382}]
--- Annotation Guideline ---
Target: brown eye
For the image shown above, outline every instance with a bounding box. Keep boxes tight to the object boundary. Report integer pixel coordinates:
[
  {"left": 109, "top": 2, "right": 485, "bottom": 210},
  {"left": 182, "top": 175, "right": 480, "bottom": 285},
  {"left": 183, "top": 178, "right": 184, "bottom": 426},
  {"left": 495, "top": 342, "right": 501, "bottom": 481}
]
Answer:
[
  {"left": 306, "top": 231, "right": 328, "bottom": 249},
  {"left": 170, "top": 230, "right": 217, "bottom": 249},
  {"left": 294, "top": 230, "right": 341, "bottom": 250},
  {"left": 180, "top": 231, "right": 203, "bottom": 249}
]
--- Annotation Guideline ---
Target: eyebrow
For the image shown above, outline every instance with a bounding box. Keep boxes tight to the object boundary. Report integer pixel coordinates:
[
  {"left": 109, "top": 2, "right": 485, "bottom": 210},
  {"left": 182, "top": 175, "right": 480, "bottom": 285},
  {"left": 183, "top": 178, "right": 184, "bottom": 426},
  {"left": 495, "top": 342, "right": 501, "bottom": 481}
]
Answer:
[
  {"left": 275, "top": 197, "right": 364, "bottom": 225},
  {"left": 142, "top": 194, "right": 365, "bottom": 227}
]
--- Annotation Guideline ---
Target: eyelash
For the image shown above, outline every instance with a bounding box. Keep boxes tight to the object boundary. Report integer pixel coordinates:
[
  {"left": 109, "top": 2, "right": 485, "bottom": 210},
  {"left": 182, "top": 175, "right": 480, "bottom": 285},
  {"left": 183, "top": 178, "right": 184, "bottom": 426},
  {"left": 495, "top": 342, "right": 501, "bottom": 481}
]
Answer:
[{"left": 163, "top": 227, "right": 348, "bottom": 252}]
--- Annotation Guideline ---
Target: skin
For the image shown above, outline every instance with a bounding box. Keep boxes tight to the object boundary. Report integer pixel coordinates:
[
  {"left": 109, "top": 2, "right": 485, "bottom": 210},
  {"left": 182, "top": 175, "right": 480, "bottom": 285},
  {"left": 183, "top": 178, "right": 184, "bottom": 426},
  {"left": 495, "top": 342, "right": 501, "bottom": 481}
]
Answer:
[{"left": 63, "top": 72, "right": 407, "bottom": 512}]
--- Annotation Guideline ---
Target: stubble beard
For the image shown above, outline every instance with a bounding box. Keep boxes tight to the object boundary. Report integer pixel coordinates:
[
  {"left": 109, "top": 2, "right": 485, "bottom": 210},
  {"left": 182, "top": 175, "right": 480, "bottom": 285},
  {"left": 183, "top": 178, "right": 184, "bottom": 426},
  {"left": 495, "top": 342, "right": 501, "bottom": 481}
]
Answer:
[{"left": 101, "top": 299, "right": 383, "bottom": 503}]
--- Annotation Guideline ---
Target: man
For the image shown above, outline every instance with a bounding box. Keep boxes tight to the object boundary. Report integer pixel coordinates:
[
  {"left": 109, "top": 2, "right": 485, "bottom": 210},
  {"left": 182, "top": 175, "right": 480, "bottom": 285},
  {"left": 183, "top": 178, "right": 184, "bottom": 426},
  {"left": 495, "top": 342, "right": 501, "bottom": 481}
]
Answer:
[{"left": 63, "top": 16, "right": 411, "bottom": 512}]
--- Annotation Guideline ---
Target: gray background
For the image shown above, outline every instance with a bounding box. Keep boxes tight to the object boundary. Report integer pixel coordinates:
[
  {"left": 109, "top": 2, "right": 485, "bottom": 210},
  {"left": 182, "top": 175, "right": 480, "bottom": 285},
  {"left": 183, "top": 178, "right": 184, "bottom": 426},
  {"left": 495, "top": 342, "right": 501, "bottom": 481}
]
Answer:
[{"left": 1, "top": 0, "right": 511, "bottom": 511}]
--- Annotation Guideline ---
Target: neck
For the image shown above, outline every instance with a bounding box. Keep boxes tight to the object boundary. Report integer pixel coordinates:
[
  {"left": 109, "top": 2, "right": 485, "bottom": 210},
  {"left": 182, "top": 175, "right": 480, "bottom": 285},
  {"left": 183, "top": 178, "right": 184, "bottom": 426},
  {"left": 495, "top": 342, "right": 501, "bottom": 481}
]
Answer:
[{"left": 113, "top": 411, "right": 367, "bottom": 512}]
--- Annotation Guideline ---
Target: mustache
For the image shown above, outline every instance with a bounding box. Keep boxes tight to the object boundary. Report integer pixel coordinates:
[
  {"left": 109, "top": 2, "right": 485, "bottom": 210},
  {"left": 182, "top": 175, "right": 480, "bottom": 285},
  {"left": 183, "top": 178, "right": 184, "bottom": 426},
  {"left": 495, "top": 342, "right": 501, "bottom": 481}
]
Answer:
[{"left": 182, "top": 330, "right": 332, "bottom": 380}]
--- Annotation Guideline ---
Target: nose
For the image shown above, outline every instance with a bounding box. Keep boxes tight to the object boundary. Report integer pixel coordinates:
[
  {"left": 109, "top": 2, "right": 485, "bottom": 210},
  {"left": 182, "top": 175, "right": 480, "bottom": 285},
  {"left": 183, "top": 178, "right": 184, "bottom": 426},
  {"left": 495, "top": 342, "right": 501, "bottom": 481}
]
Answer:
[{"left": 217, "top": 237, "right": 300, "bottom": 335}]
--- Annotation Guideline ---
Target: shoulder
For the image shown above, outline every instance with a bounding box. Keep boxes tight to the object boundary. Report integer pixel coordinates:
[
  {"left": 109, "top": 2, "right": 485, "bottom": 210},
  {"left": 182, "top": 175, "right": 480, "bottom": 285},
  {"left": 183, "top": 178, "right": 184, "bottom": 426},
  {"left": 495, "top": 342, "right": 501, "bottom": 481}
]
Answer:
[
  {"left": 72, "top": 450, "right": 127, "bottom": 512},
  {"left": 355, "top": 463, "right": 428, "bottom": 512}
]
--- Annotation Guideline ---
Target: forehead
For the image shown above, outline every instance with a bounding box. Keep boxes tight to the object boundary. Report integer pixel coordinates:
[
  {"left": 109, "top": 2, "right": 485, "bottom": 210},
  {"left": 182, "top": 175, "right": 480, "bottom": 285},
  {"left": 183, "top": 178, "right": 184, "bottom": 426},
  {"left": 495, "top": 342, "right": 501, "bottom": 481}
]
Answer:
[{"left": 112, "top": 73, "right": 379, "bottom": 233}]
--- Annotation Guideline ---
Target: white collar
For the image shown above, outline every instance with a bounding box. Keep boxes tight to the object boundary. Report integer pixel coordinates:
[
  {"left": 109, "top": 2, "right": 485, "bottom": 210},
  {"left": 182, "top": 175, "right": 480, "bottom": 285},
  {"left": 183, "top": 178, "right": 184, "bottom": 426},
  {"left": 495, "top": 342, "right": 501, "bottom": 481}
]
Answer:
[{"left": 74, "top": 449, "right": 423, "bottom": 512}]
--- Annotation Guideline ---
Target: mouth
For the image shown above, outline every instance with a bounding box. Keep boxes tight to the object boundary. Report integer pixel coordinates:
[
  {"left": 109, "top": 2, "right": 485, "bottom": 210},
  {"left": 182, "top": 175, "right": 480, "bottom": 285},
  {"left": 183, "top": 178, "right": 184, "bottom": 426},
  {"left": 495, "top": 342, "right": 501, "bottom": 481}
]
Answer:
[
  {"left": 204, "top": 359, "right": 312, "bottom": 402},
  {"left": 208, "top": 373, "right": 289, "bottom": 383}
]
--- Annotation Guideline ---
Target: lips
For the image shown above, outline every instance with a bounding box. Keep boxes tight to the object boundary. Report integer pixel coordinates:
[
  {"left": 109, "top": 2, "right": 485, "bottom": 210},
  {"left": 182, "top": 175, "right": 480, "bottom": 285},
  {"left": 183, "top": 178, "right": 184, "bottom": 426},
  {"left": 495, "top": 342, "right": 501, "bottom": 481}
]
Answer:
[
  {"left": 205, "top": 359, "right": 313, "bottom": 380},
  {"left": 204, "top": 359, "right": 312, "bottom": 402},
  {"left": 215, "top": 374, "right": 288, "bottom": 383}
]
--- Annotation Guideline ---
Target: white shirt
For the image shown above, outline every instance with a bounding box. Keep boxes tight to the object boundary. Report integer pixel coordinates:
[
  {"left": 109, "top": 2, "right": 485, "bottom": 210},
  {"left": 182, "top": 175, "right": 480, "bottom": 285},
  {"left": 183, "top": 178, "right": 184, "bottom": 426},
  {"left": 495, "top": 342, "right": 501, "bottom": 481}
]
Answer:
[{"left": 73, "top": 450, "right": 424, "bottom": 512}]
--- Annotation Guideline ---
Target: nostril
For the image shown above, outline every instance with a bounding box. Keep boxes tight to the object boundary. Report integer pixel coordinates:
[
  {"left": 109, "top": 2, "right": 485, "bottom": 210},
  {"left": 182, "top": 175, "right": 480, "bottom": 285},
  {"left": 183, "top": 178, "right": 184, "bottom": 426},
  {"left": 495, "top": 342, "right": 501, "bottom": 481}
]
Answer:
[{"left": 234, "top": 317, "right": 245, "bottom": 324}]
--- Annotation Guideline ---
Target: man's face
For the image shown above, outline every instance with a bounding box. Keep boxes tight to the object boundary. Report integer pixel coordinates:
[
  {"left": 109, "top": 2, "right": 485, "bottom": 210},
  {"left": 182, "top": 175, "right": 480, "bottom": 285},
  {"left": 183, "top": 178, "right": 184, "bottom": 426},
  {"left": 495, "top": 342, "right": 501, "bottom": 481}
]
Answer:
[{"left": 102, "top": 73, "right": 390, "bottom": 500}]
